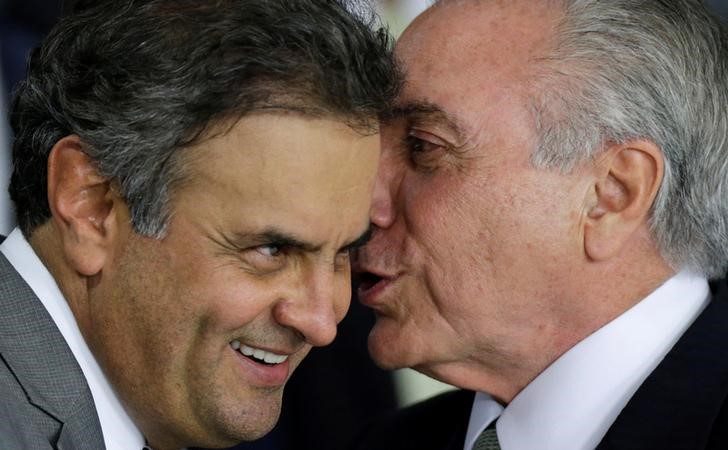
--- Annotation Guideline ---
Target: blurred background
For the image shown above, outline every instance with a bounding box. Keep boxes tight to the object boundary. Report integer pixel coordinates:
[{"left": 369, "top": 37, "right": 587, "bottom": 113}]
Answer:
[{"left": 1, "top": 1, "right": 727, "bottom": 449}]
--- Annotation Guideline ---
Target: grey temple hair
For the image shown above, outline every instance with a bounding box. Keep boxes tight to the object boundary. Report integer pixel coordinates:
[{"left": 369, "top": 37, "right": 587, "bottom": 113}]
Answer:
[
  {"left": 433, "top": 0, "right": 728, "bottom": 278},
  {"left": 530, "top": 0, "right": 728, "bottom": 279}
]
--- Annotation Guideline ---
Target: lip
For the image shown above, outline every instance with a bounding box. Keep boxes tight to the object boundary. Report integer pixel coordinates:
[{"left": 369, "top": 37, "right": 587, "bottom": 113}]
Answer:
[
  {"left": 356, "top": 271, "right": 398, "bottom": 308},
  {"left": 232, "top": 347, "right": 292, "bottom": 387}
]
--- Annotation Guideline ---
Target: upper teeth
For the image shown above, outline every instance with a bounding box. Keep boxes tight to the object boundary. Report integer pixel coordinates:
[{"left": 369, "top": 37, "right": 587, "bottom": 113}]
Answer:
[{"left": 230, "top": 340, "right": 288, "bottom": 364}]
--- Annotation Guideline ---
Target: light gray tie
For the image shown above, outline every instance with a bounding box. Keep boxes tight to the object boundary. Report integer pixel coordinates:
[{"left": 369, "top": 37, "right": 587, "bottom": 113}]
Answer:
[{"left": 472, "top": 422, "right": 500, "bottom": 450}]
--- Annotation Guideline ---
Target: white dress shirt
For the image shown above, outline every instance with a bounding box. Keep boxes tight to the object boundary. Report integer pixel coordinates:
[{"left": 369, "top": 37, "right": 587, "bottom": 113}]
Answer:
[
  {"left": 464, "top": 270, "right": 710, "bottom": 450},
  {"left": 1, "top": 228, "right": 145, "bottom": 450}
]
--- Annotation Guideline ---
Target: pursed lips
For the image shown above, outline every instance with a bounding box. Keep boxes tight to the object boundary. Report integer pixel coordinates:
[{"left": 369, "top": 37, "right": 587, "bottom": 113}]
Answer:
[{"left": 352, "top": 260, "right": 399, "bottom": 307}]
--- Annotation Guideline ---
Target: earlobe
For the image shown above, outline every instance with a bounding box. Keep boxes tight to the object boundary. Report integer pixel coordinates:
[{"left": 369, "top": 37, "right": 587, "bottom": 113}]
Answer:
[
  {"left": 583, "top": 140, "right": 664, "bottom": 262},
  {"left": 47, "top": 136, "right": 120, "bottom": 276}
]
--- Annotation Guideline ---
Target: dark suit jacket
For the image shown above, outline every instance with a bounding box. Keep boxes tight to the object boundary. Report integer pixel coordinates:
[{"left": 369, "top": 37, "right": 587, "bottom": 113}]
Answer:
[
  {"left": 356, "top": 280, "right": 728, "bottom": 450},
  {"left": 0, "top": 253, "right": 105, "bottom": 449}
]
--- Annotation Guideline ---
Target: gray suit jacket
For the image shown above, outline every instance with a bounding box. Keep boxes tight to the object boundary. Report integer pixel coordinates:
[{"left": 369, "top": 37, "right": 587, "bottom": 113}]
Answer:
[{"left": 0, "top": 252, "right": 105, "bottom": 449}]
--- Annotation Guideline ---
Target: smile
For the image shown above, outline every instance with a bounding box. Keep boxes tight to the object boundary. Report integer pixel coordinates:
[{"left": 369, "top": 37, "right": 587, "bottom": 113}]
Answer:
[{"left": 230, "top": 340, "right": 289, "bottom": 365}]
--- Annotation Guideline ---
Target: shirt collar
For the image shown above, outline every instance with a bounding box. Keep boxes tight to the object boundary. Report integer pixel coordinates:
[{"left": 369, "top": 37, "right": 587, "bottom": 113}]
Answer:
[
  {"left": 1, "top": 228, "right": 146, "bottom": 450},
  {"left": 465, "top": 270, "right": 710, "bottom": 450}
]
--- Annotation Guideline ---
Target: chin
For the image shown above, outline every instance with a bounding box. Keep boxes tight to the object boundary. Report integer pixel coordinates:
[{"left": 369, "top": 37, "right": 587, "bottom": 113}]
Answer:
[
  {"left": 198, "top": 394, "right": 284, "bottom": 447},
  {"left": 244, "top": 397, "right": 284, "bottom": 439},
  {"left": 367, "top": 323, "right": 416, "bottom": 370}
]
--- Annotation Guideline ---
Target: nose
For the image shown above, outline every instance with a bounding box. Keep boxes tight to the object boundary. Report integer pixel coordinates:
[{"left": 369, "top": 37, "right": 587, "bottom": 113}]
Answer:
[
  {"left": 369, "top": 138, "right": 402, "bottom": 229},
  {"left": 272, "top": 266, "right": 349, "bottom": 347}
]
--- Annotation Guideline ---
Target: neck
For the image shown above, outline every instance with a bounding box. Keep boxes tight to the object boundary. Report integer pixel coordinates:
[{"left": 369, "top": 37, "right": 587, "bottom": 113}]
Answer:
[{"left": 29, "top": 223, "right": 93, "bottom": 335}]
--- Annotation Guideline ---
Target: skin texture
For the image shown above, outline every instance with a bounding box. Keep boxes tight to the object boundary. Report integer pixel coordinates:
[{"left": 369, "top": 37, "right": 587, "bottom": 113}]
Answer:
[
  {"left": 33, "top": 113, "right": 380, "bottom": 449},
  {"left": 355, "top": 0, "right": 673, "bottom": 403}
]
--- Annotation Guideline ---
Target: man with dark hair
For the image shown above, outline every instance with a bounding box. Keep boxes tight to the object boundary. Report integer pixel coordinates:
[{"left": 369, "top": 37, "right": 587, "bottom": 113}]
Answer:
[
  {"left": 0, "top": 1, "right": 399, "bottom": 449},
  {"left": 354, "top": 0, "right": 728, "bottom": 449}
]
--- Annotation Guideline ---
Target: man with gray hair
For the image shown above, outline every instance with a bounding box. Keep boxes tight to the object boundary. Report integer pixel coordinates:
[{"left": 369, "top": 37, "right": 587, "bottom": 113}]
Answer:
[
  {"left": 0, "top": 0, "right": 399, "bottom": 449},
  {"left": 354, "top": 0, "right": 728, "bottom": 449}
]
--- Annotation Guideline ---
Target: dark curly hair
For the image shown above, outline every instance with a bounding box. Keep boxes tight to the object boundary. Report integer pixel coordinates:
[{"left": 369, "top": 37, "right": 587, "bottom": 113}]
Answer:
[{"left": 10, "top": 0, "right": 401, "bottom": 237}]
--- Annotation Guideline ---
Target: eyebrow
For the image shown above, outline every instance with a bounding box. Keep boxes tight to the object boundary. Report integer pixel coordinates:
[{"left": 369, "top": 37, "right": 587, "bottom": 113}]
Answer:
[
  {"left": 255, "top": 229, "right": 322, "bottom": 253},
  {"left": 384, "top": 100, "right": 467, "bottom": 142},
  {"left": 238, "top": 225, "right": 373, "bottom": 254}
]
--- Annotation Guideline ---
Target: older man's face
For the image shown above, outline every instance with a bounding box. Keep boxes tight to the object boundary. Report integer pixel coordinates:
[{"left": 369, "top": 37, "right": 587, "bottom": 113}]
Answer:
[
  {"left": 355, "top": 1, "right": 591, "bottom": 397},
  {"left": 82, "top": 113, "right": 379, "bottom": 448}
]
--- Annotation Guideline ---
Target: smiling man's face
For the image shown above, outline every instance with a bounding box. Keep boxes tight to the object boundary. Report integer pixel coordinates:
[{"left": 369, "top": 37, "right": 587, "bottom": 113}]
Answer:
[{"left": 79, "top": 113, "right": 380, "bottom": 448}]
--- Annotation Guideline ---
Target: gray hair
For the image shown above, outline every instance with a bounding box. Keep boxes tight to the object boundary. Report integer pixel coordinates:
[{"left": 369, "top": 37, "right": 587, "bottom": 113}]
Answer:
[
  {"left": 10, "top": 0, "right": 400, "bottom": 239},
  {"left": 531, "top": 0, "right": 728, "bottom": 278}
]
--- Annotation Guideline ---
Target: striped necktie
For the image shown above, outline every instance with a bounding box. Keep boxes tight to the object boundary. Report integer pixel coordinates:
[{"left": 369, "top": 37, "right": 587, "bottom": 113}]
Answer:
[{"left": 473, "top": 421, "right": 500, "bottom": 450}]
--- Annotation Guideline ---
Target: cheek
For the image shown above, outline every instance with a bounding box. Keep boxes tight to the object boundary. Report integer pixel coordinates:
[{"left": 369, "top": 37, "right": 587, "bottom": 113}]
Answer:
[
  {"left": 170, "top": 247, "right": 279, "bottom": 327},
  {"left": 191, "top": 274, "right": 279, "bottom": 330},
  {"left": 408, "top": 184, "right": 495, "bottom": 295},
  {"left": 399, "top": 174, "right": 520, "bottom": 325},
  {"left": 403, "top": 171, "right": 489, "bottom": 246}
]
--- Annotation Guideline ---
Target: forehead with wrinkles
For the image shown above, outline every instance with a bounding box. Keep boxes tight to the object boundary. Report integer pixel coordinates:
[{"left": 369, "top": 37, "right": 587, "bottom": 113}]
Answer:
[
  {"left": 398, "top": 0, "right": 563, "bottom": 87},
  {"left": 393, "top": 0, "right": 564, "bottom": 145}
]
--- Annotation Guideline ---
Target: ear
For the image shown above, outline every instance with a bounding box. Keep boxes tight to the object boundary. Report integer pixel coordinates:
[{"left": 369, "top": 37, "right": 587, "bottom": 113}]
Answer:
[
  {"left": 47, "top": 136, "right": 123, "bottom": 276},
  {"left": 583, "top": 139, "right": 664, "bottom": 261}
]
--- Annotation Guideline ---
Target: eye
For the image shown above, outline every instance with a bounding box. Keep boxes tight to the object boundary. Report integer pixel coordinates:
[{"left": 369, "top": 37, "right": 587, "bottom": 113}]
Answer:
[
  {"left": 406, "top": 135, "right": 439, "bottom": 154},
  {"left": 256, "top": 244, "right": 281, "bottom": 257},
  {"left": 334, "top": 248, "right": 352, "bottom": 272},
  {"left": 239, "top": 243, "right": 287, "bottom": 273},
  {"left": 404, "top": 130, "right": 447, "bottom": 171}
]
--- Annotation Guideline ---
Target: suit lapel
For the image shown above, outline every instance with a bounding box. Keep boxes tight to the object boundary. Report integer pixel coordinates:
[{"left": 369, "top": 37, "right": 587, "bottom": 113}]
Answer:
[
  {"left": 445, "top": 392, "right": 471, "bottom": 450},
  {"left": 0, "top": 253, "right": 105, "bottom": 448},
  {"left": 427, "top": 390, "right": 471, "bottom": 450},
  {"left": 597, "top": 284, "right": 728, "bottom": 449}
]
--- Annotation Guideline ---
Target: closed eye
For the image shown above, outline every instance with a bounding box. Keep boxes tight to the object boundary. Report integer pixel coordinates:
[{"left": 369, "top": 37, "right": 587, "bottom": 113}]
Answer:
[
  {"left": 406, "top": 134, "right": 442, "bottom": 154},
  {"left": 405, "top": 130, "right": 447, "bottom": 171}
]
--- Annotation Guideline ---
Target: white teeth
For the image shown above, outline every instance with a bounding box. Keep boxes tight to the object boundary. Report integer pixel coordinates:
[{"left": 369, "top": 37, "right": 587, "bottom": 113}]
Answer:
[
  {"left": 263, "top": 352, "right": 282, "bottom": 364},
  {"left": 231, "top": 342, "right": 288, "bottom": 364}
]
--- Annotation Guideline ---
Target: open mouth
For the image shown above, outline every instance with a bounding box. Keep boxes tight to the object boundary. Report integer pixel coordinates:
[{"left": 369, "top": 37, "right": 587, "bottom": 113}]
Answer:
[
  {"left": 230, "top": 340, "right": 288, "bottom": 366},
  {"left": 356, "top": 271, "right": 385, "bottom": 293}
]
